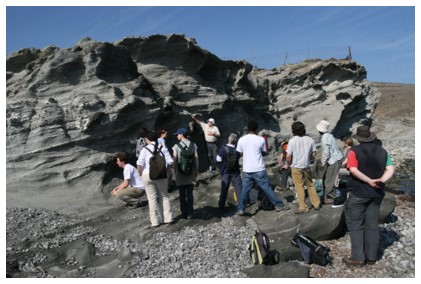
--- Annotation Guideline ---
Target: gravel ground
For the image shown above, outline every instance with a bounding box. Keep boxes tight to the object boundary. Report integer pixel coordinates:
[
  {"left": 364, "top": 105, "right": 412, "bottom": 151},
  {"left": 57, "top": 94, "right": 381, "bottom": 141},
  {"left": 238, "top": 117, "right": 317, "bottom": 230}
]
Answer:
[
  {"left": 309, "top": 196, "right": 415, "bottom": 278},
  {"left": 6, "top": 193, "right": 415, "bottom": 278}
]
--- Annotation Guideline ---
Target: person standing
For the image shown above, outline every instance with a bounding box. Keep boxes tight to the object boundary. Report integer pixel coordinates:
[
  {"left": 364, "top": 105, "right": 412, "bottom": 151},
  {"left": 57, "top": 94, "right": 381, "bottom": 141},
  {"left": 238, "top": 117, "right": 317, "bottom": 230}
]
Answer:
[
  {"left": 277, "top": 136, "right": 291, "bottom": 191},
  {"left": 286, "top": 121, "right": 321, "bottom": 214},
  {"left": 157, "top": 128, "right": 169, "bottom": 148},
  {"left": 343, "top": 125, "right": 395, "bottom": 266},
  {"left": 111, "top": 152, "right": 146, "bottom": 209},
  {"left": 236, "top": 121, "right": 289, "bottom": 215},
  {"left": 216, "top": 133, "right": 242, "bottom": 209},
  {"left": 137, "top": 132, "right": 174, "bottom": 228},
  {"left": 191, "top": 114, "right": 220, "bottom": 173},
  {"left": 135, "top": 127, "right": 148, "bottom": 158},
  {"left": 158, "top": 128, "right": 174, "bottom": 190},
  {"left": 172, "top": 128, "right": 199, "bottom": 219},
  {"left": 316, "top": 120, "right": 343, "bottom": 204}
]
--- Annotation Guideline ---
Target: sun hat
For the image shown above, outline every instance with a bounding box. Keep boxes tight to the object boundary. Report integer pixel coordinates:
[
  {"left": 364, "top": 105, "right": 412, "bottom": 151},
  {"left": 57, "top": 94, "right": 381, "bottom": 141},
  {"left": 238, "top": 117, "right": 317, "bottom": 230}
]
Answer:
[
  {"left": 352, "top": 125, "right": 377, "bottom": 142},
  {"left": 173, "top": 128, "right": 187, "bottom": 135},
  {"left": 208, "top": 118, "right": 215, "bottom": 125},
  {"left": 316, "top": 120, "right": 330, "bottom": 133}
]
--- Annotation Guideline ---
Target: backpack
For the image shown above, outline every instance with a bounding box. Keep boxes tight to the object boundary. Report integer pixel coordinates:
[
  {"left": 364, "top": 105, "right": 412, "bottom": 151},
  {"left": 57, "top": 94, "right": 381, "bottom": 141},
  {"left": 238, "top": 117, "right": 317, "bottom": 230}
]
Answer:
[
  {"left": 177, "top": 141, "right": 195, "bottom": 175},
  {"left": 144, "top": 144, "right": 168, "bottom": 180},
  {"left": 257, "top": 187, "right": 275, "bottom": 211},
  {"left": 291, "top": 231, "right": 332, "bottom": 266},
  {"left": 224, "top": 145, "right": 237, "bottom": 171},
  {"left": 249, "top": 230, "right": 280, "bottom": 265}
]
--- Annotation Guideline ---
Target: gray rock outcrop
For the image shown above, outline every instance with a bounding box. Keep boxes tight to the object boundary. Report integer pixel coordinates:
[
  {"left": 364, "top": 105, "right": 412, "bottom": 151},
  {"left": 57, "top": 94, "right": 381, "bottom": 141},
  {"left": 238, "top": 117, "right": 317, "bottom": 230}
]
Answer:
[{"left": 6, "top": 34, "right": 381, "bottom": 215}]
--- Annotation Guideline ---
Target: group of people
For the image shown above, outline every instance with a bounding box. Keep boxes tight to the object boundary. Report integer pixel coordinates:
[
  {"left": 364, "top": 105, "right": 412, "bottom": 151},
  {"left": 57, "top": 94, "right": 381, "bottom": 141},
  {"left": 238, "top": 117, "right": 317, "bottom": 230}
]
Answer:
[{"left": 112, "top": 115, "right": 395, "bottom": 266}]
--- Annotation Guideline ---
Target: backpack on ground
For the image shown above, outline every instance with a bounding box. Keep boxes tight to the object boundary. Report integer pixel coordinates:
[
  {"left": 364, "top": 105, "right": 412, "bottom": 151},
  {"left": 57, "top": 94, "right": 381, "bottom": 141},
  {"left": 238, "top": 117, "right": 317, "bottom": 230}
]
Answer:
[
  {"left": 249, "top": 230, "right": 280, "bottom": 265},
  {"left": 224, "top": 145, "right": 238, "bottom": 171},
  {"left": 257, "top": 187, "right": 275, "bottom": 211},
  {"left": 291, "top": 231, "right": 332, "bottom": 266},
  {"left": 144, "top": 144, "right": 168, "bottom": 180},
  {"left": 177, "top": 141, "right": 195, "bottom": 175}
]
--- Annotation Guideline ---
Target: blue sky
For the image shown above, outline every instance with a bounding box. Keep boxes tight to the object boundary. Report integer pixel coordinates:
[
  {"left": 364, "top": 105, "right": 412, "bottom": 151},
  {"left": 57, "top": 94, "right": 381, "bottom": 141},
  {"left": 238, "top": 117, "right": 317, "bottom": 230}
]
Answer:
[{"left": 4, "top": 4, "right": 416, "bottom": 84}]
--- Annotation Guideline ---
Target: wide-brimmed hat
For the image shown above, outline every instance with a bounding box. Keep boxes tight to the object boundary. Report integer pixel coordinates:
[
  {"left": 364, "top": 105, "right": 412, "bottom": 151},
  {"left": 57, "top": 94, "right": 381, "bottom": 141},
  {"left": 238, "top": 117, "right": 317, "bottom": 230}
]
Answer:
[
  {"left": 208, "top": 118, "right": 215, "bottom": 125},
  {"left": 173, "top": 128, "right": 187, "bottom": 135},
  {"left": 316, "top": 120, "right": 330, "bottom": 133},
  {"left": 352, "top": 125, "right": 376, "bottom": 142}
]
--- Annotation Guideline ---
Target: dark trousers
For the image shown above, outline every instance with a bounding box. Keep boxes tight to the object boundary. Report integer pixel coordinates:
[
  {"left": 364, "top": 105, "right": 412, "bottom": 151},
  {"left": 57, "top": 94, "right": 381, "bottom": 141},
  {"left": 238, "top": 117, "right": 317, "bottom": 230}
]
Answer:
[
  {"left": 179, "top": 184, "right": 194, "bottom": 218},
  {"left": 279, "top": 167, "right": 291, "bottom": 188},
  {"left": 344, "top": 192, "right": 383, "bottom": 261},
  {"left": 218, "top": 172, "right": 242, "bottom": 207},
  {"left": 206, "top": 142, "right": 218, "bottom": 169}
]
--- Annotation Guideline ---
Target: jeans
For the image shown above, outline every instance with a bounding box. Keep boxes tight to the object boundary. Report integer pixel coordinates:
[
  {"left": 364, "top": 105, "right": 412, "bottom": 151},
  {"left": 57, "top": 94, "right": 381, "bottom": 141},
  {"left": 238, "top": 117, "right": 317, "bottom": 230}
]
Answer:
[
  {"left": 219, "top": 172, "right": 242, "bottom": 208},
  {"left": 237, "top": 170, "right": 284, "bottom": 212},
  {"left": 344, "top": 192, "right": 383, "bottom": 261},
  {"left": 179, "top": 184, "right": 194, "bottom": 218}
]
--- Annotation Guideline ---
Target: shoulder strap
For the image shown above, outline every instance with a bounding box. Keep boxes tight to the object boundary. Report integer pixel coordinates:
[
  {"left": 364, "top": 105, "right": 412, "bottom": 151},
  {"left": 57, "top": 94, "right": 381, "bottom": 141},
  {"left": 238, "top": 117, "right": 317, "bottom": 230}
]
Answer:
[
  {"left": 177, "top": 141, "right": 189, "bottom": 151},
  {"left": 144, "top": 145, "right": 153, "bottom": 155},
  {"left": 225, "top": 145, "right": 234, "bottom": 153},
  {"left": 157, "top": 144, "right": 164, "bottom": 156},
  {"left": 144, "top": 144, "right": 164, "bottom": 156},
  {"left": 187, "top": 141, "right": 194, "bottom": 151}
]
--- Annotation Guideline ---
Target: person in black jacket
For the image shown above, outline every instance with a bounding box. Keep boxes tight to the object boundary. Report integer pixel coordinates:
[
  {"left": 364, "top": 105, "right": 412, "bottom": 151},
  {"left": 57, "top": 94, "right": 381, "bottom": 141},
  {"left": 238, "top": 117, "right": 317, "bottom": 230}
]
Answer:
[
  {"left": 343, "top": 125, "right": 395, "bottom": 266},
  {"left": 216, "top": 133, "right": 242, "bottom": 209}
]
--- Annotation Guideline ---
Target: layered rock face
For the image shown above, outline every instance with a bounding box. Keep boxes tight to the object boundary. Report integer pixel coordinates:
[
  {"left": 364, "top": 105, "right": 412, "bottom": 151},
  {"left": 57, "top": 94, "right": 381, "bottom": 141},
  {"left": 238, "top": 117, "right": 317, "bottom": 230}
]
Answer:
[{"left": 6, "top": 34, "right": 380, "bottom": 214}]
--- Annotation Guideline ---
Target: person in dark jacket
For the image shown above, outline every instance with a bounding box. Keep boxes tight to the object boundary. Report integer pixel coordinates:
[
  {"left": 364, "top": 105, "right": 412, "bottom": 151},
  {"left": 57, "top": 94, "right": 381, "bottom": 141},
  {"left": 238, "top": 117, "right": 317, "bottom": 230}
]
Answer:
[
  {"left": 343, "top": 125, "right": 395, "bottom": 266},
  {"left": 216, "top": 133, "right": 242, "bottom": 209}
]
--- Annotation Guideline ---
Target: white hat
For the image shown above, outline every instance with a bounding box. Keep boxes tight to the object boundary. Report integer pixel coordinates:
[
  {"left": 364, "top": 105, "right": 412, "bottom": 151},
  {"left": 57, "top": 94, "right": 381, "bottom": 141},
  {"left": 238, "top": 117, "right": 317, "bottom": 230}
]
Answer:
[
  {"left": 208, "top": 118, "right": 215, "bottom": 125},
  {"left": 316, "top": 120, "right": 330, "bottom": 133}
]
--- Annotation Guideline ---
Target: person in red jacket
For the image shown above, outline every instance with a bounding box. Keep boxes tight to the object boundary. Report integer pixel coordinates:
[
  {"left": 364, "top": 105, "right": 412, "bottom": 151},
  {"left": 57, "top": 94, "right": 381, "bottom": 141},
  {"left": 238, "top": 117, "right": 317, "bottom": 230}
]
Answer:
[{"left": 343, "top": 125, "right": 395, "bottom": 267}]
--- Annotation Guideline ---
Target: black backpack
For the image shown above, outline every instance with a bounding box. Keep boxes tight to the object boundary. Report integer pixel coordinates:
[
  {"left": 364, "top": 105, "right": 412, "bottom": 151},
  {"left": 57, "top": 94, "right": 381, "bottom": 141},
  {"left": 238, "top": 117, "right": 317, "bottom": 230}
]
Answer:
[
  {"left": 224, "top": 145, "right": 238, "bottom": 171},
  {"left": 249, "top": 230, "right": 280, "bottom": 265},
  {"left": 257, "top": 187, "right": 275, "bottom": 211},
  {"left": 291, "top": 231, "right": 332, "bottom": 266},
  {"left": 177, "top": 141, "right": 195, "bottom": 175},
  {"left": 144, "top": 144, "right": 168, "bottom": 180}
]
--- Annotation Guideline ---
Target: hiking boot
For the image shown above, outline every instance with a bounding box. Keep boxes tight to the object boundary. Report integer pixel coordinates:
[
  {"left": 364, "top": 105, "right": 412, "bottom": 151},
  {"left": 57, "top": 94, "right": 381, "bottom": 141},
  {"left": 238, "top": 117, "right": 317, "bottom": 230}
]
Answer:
[
  {"left": 366, "top": 260, "right": 377, "bottom": 265},
  {"left": 324, "top": 197, "right": 334, "bottom": 204},
  {"left": 332, "top": 196, "right": 346, "bottom": 208},
  {"left": 127, "top": 203, "right": 141, "bottom": 210},
  {"left": 342, "top": 257, "right": 366, "bottom": 267},
  {"left": 237, "top": 210, "right": 245, "bottom": 216},
  {"left": 276, "top": 186, "right": 288, "bottom": 192},
  {"left": 143, "top": 224, "right": 160, "bottom": 230},
  {"left": 275, "top": 204, "right": 290, "bottom": 211},
  {"left": 313, "top": 205, "right": 322, "bottom": 210}
]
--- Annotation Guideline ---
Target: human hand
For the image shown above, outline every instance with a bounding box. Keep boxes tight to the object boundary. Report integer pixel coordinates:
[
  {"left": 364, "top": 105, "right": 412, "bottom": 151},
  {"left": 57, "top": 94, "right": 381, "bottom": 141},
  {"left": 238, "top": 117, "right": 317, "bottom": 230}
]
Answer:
[
  {"left": 111, "top": 188, "right": 118, "bottom": 196},
  {"left": 368, "top": 179, "right": 383, "bottom": 189}
]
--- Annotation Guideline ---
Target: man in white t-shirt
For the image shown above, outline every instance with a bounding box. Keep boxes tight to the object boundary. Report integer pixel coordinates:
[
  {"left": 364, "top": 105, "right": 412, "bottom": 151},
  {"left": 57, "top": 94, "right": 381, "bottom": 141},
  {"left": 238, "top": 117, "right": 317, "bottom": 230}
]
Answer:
[
  {"left": 191, "top": 114, "right": 220, "bottom": 173},
  {"left": 286, "top": 121, "right": 321, "bottom": 214},
  {"left": 236, "top": 121, "right": 289, "bottom": 215},
  {"left": 111, "top": 152, "right": 145, "bottom": 209}
]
